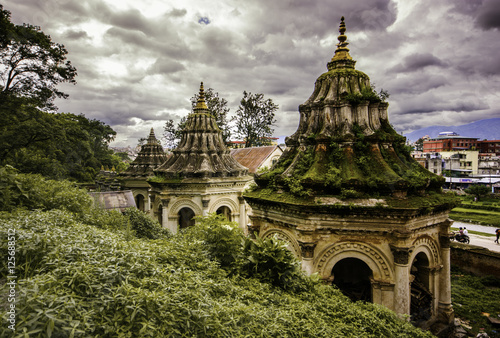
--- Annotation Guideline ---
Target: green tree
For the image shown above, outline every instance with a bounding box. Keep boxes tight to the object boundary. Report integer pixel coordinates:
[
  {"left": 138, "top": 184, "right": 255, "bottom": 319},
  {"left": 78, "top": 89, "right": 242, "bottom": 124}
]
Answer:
[
  {"left": 162, "top": 117, "right": 186, "bottom": 149},
  {"left": 233, "top": 91, "right": 278, "bottom": 148},
  {"left": 0, "top": 5, "right": 76, "bottom": 110},
  {"left": 190, "top": 87, "right": 231, "bottom": 142},
  {"left": 465, "top": 184, "right": 491, "bottom": 201}
]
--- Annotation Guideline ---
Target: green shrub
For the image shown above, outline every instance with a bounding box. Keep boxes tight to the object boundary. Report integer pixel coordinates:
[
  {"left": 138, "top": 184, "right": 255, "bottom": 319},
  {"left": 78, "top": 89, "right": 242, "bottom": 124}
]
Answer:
[
  {"left": 0, "top": 165, "right": 92, "bottom": 214},
  {"left": 123, "top": 207, "right": 170, "bottom": 240}
]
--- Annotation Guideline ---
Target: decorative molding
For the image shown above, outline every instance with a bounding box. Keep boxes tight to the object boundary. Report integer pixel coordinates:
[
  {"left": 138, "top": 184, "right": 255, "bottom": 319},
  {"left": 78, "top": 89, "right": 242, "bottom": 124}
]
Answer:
[
  {"left": 411, "top": 235, "right": 441, "bottom": 266},
  {"left": 261, "top": 229, "right": 301, "bottom": 258},
  {"left": 298, "top": 241, "right": 317, "bottom": 259},
  {"left": 202, "top": 199, "right": 210, "bottom": 208},
  {"left": 209, "top": 197, "right": 239, "bottom": 214},
  {"left": 390, "top": 245, "right": 413, "bottom": 265},
  {"left": 316, "top": 242, "right": 392, "bottom": 280},
  {"left": 169, "top": 199, "right": 203, "bottom": 216}
]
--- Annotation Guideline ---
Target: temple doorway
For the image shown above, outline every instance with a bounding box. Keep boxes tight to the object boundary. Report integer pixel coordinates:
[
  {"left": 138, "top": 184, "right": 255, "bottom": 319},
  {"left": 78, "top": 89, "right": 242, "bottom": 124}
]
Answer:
[
  {"left": 332, "top": 258, "right": 372, "bottom": 302},
  {"left": 410, "top": 252, "right": 432, "bottom": 323},
  {"left": 135, "top": 194, "right": 145, "bottom": 211},
  {"left": 216, "top": 206, "right": 232, "bottom": 221},
  {"left": 178, "top": 207, "right": 195, "bottom": 229}
]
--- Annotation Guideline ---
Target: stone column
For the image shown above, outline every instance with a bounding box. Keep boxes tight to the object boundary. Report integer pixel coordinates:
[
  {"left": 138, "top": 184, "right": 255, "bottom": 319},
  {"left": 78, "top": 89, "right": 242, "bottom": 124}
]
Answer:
[
  {"left": 160, "top": 198, "right": 175, "bottom": 234},
  {"left": 202, "top": 198, "right": 210, "bottom": 216},
  {"left": 437, "top": 235, "right": 454, "bottom": 324},
  {"left": 298, "top": 241, "right": 316, "bottom": 275},
  {"left": 391, "top": 246, "right": 412, "bottom": 317}
]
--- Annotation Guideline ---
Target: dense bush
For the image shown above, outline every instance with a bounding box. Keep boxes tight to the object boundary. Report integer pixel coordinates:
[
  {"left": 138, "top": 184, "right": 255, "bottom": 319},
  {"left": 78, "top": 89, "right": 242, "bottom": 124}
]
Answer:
[
  {"left": 123, "top": 207, "right": 170, "bottom": 240},
  {"left": 0, "top": 209, "right": 433, "bottom": 337},
  {"left": 0, "top": 165, "right": 92, "bottom": 214}
]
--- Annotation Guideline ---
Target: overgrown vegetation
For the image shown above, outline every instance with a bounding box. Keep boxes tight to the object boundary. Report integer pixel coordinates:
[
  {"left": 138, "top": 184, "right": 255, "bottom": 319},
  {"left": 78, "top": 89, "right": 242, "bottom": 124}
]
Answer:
[
  {"left": 451, "top": 265, "right": 500, "bottom": 337},
  {"left": 0, "top": 170, "right": 434, "bottom": 337}
]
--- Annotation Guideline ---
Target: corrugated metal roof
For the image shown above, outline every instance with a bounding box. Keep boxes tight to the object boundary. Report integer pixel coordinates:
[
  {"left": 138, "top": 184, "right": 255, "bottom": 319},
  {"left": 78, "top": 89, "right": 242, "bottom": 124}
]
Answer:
[
  {"left": 89, "top": 190, "right": 136, "bottom": 212},
  {"left": 231, "top": 146, "right": 281, "bottom": 173}
]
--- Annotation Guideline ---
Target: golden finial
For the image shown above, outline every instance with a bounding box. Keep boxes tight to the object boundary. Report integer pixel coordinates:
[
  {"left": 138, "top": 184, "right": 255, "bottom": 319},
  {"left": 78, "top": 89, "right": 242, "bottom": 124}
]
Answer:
[
  {"left": 328, "top": 16, "right": 355, "bottom": 70},
  {"left": 195, "top": 82, "right": 208, "bottom": 110}
]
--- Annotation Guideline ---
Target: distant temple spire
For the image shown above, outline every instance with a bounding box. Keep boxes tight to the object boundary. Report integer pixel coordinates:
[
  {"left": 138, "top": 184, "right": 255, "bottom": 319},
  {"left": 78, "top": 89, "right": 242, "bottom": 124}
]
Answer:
[
  {"left": 194, "top": 82, "right": 209, "bottom": 111},
  {"left": 147, "top": 128, "right": 158, "bottom": 144},
  {"left": 328, "top": 16, "right": 356, "bottom": 70}
]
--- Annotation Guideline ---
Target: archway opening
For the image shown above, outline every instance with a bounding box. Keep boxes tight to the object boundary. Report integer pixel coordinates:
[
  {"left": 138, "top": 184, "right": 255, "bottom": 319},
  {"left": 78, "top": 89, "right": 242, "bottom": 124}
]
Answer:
[
  {"left": 332, "top": 258, "right": 372, "bottom": 302},
  {"left": 410, "top": 252, "right": 432, "bottom": 324},
  {"left": 157, "top": 205, "right": 163, "bottom": 225},
  {"left": 135, "top": 194, "right": 145, "bottom": 211},
  {"left": 216, "top": 206, "right": 232, "bottom": 221},
  {"left": 178, "top": 207, "right": 195, "bottom": 229}
]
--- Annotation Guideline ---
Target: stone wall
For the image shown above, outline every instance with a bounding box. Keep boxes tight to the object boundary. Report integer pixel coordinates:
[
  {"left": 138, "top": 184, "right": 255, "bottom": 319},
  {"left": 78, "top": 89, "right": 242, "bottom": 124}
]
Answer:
[{"left": 450, "top": 243, "right": 500, "bottom": 278}]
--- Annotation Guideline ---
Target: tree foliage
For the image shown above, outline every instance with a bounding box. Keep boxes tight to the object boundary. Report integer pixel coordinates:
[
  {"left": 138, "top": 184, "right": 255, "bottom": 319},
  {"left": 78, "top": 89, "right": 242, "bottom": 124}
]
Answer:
[
  {"left": 0, "top": 96, "right": 116, "bottom": 181},
  {"left": 162, "top": 117, "right": 186, "bottom": 149},
  {"left": 233, "top": 91, "right": 278, "bottom": 148},
  {"left": 0, "top": 7, "right": 116, "bottom": 182},
  {"left": 0, "top": 5, "right": 76, "bottom": 110},
  {"left": 465, "top": 184, "right": 491, "bottom": 201}
]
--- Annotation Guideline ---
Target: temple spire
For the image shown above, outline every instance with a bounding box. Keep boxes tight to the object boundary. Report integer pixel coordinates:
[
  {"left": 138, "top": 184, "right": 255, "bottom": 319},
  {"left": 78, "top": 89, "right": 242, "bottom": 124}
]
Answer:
[
  {"left": 328, "top": 16, "right": 356, "bottom": 70},
  {"left": 147, "top": 128, "right": 157, "bottom": 144},
  {"left": 194, "top": 82, "right": 209, "bottom": 111}
]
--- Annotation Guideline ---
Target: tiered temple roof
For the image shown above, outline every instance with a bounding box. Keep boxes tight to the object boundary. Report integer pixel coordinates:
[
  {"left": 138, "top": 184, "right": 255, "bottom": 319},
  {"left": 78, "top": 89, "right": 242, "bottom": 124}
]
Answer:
[
  {"left": 155, "top": 82, "right": 248, "bottom": 179},
  {"left": 120, "top": 128, "right": 168, "bottom": 178},
  {"left": 255, "top": 17, "right": 443, "bottom": 197}
]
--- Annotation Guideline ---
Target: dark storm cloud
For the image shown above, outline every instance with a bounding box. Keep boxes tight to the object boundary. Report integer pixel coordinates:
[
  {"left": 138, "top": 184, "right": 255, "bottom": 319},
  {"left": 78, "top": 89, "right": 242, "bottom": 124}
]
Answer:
[
  {"left": 386, "top": 73, "right": 448, "bottom": 95},
  {"left": 476, "top": 0, "right": 500, "bottom": 30},
  {"left": 390, "top": 53, "right": 448, "bottom": 73}
]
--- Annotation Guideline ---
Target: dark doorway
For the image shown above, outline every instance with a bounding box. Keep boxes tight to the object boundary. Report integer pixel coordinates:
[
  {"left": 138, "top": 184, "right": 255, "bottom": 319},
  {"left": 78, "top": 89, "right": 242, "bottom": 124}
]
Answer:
[
  {"left": 332, "top": 258, "right": 372, "bottom": 302},
  {"left": 216, "top": 206, "right": 232, "bottom": 221},
  {"left": 410, "top": 252, "right": 432, "bottom": 324},
  {"left": 157, "top": 205, "right": 163, "bottom": 225},
  {"left": 178, "top": 207, "right": 195, "bottom": 229},
  {"left": 135, "top": 194, "right": 145, "bottom": 211}
]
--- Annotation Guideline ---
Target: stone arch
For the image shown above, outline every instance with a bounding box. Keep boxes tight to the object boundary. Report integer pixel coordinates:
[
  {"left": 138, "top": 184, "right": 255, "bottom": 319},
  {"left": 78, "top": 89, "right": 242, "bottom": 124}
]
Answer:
[
  {"left": 315, "top": 242, "right": 393, "bottom": 281},
  {"left": 260, "top": 229, "right": 301, "bottom": 258},
  {"left": 209, "top": 197, "right": 238, "bottom": 215},
  {"left": 410, "top": 236, "right": 440, "bottom": 267},
  {"left": 169, "top": 199, "right": 203, "bottom": 217}
]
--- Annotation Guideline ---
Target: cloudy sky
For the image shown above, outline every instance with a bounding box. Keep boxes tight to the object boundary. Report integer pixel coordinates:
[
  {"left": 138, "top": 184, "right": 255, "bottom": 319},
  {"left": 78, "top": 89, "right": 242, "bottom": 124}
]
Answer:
[{"left": 3, "top": 0, "right": 500, "bottom": 147}]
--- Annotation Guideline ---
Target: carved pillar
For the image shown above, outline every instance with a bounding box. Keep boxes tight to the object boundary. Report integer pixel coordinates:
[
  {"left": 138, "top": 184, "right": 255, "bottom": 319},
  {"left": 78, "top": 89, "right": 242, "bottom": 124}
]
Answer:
[
  {"left": 437, "top": 235, "right": 454, "bottom": 324},
  {"left": 298, "top": 241, "right": 316, "bottom": 275},
  {"left": 202, "top": 198, "right": 210, "bottom": 216},
  {"left": 161, "top": 198, "right": 175, "bottom": 234},
  {"left": 391, "top": 245, "right": 412, "bottom": 317}
]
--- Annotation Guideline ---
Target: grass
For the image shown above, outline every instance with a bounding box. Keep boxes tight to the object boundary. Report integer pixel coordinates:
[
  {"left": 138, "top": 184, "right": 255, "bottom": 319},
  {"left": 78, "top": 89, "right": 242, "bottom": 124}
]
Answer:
[
  {"left": 449, "top": 209, "right": 500, "bottom": 227},
  {"left": 451, "top": 265, "right": 500, "bottom": 337}
]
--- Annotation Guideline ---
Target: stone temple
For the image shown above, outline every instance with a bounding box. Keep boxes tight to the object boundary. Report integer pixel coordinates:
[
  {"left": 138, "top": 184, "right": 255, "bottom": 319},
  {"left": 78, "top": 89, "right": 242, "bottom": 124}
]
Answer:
[
  {"left": 149, "top": 83, "right": 253, "bottom": 234},
  {"left": 244, "top": 17, "right": 456, "bottom": 328}
]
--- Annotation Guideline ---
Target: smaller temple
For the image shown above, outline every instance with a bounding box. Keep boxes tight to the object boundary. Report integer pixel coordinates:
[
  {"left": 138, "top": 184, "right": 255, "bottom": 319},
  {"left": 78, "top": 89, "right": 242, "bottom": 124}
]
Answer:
[
  {"left": 119, "top": 128, "right": 168, "bottom": 211},
  {"left": 149, "top": 83, "right": 253, "bottom": 233}
]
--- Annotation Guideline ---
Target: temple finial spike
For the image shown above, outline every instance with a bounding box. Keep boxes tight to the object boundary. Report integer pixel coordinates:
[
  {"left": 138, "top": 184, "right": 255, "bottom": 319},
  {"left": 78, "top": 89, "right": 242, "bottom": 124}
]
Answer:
[
  {"left": 327, "top": 16, "right": 355, "bottom": 70},
  {"left": 195, "top": 81, "right": 208, "bottom": 110}
]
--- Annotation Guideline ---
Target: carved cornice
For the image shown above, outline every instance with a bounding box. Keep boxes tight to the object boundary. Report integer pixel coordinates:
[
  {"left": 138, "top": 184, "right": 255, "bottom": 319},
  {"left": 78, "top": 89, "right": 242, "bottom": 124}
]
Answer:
[
  {"left": 298, "top": 241, "right": 317, "bottom": 259},
  {"left": 390, "top": 245, "right": 414, "bottom": 265}
]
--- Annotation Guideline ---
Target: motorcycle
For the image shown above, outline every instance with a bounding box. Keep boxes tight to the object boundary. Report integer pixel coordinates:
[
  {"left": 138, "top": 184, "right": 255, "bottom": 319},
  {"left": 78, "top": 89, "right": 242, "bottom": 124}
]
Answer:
[{"left": 449, "top": 231, "right": 470, "bottom": 244}]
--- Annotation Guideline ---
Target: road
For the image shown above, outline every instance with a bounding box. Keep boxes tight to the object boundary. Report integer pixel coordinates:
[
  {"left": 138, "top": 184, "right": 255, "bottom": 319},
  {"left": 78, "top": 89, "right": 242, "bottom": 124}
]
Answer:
[{"left": 466, "top": 234, "right": 500, "bottom": 253}]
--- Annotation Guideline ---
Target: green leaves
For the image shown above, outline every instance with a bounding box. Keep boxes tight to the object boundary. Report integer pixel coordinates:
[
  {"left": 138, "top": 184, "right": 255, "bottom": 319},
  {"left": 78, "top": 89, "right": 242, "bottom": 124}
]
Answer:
[{"left": 233, "top": 91, "right": 278, "bottom": 148}]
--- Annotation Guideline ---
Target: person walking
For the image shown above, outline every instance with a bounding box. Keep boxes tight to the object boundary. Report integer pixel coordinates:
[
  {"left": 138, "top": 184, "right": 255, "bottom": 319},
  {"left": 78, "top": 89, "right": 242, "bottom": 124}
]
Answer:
[{"left": 495, "top": 228, "right": 500, "bottom": 244}]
